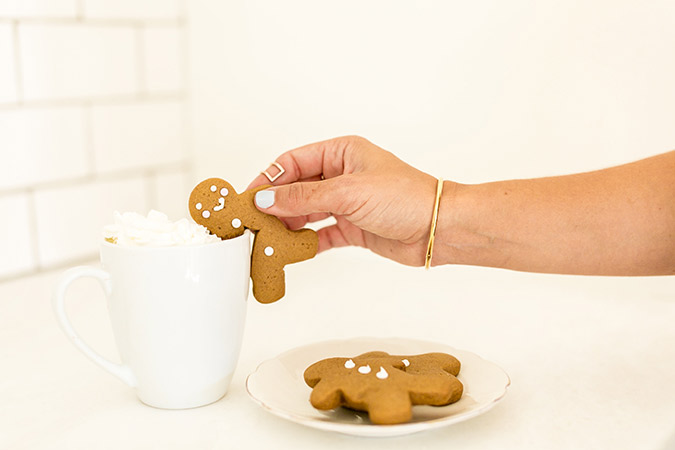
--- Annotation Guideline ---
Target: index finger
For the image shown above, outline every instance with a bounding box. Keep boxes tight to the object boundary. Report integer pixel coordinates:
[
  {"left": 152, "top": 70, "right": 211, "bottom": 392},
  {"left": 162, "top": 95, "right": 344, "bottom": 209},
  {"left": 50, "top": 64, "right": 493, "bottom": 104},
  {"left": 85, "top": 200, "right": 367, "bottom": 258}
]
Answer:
[{"left": 246, "top": 136, "right": 354, "bottom": 190}]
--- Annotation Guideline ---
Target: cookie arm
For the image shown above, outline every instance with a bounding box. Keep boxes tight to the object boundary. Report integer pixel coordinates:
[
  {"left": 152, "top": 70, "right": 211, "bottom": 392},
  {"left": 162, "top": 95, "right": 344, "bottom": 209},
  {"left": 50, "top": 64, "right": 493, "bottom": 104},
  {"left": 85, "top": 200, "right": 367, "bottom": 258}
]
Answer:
[
  {"left": 308, "top": 380, "right": 344, "bottom": 411},
  {"left": 408, "top": 374, "right": 463, "bottom": 406}
]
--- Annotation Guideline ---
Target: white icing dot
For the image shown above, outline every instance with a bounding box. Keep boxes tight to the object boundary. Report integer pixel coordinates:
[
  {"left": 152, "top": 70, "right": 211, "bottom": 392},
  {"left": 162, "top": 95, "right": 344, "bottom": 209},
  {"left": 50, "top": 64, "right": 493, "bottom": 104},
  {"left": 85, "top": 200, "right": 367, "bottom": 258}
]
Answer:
[
  {"left": 402, "top": 359, "right": 410, "bottom": 367},
  {"left": 344, "top": 359, "right": 355, "bottom": 369},
  {"left": 231, "top": 218, "right": 242, "bottom": 228},
  {"left": 195, "top": 203, "right": 202, "bottom": 210},
  {"left": 220, "top": 187, "right": 229, "bottom": 196},
  {"left": 376, "top": 367, "right": 388, "bottom": 379},
  {"left": 210, "top": 185, "right": 217, "bottom": 192},
  {"left": 357, "top": 365, "right": 371, "bottom": 374},
  {"left": 202, "top": 210, "right": 210, "bottom": 219},
  {"left": 264, "top": 246, "right": 274, "bottom": 256}
]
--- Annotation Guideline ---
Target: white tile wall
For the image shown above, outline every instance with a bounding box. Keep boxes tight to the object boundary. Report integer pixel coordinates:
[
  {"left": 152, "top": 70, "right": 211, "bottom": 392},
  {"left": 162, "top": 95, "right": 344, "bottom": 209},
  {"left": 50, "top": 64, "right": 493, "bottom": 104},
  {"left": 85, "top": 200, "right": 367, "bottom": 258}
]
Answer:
[
  {"left": 0, "top": 193, "right": 35, "bottom": 277},
  {"left": 0, "top": 107, "right": 88, "bottom": 190},
  {"left": 143, "top": 26, "right": 184, "bottom": 92},
  {"left": 91, "top": 100, "right": 186, "bottom": 173},
  {"left": 0, "top": 3, "right": 192, "bottom": 281},
  {"left": 83, "top": 0, "right": 182, "bottom": 20},
  {"left": 34, "top": 177, "right": 149, "bottom": 267},
  {"left": 20, "top": 24, "right": 138, "bottom": 101},
  {"left": 152, "top": 170, "right": 193, "bottom": 221},
  {"left": 0, "top": 0, "right": 77, "bottom": 18},
  {"left": 0, "top": 23, "right": 17, "bottom": 103}
]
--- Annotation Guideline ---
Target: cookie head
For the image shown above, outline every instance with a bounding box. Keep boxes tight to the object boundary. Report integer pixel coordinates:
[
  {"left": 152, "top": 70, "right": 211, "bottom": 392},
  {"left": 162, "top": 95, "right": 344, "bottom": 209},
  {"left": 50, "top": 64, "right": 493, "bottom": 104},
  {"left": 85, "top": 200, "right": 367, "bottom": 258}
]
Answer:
[{"left": 189, "top": 178, "right": 245, "bottom": 239}]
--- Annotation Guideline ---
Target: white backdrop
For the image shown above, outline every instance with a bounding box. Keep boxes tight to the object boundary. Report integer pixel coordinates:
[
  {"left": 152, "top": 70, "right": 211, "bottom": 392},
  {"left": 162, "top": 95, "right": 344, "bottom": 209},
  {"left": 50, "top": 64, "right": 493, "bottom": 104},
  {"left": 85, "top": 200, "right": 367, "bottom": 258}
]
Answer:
[{"left": 188, "top": 0, "right": 675, "bottom": 190}]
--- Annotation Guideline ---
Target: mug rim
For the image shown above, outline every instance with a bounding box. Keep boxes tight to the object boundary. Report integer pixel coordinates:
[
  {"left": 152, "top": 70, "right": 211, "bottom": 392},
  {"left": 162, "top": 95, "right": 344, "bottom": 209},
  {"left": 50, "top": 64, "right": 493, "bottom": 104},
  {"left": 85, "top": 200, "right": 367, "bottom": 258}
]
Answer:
[{"left": 100, "top": 229, "right": 251, "bottom": 252}]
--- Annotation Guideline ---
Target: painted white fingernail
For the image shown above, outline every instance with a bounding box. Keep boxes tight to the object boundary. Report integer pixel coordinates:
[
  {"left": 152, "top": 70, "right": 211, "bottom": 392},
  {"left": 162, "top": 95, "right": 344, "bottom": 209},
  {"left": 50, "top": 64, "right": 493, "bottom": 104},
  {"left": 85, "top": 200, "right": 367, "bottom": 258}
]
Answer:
[{"left": 255, "top": 190, "right": 275, "bottom": 209}]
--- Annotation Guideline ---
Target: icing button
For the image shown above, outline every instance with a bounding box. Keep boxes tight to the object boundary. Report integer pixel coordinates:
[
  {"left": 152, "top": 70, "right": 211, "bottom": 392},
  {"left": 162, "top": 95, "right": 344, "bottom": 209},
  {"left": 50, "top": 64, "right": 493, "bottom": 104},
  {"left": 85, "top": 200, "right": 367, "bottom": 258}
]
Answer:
[
  {"left": 357, "top": 365, "right": 371, "bottom": 374},
  {"left": 264, "top": 246, "right": 274, "bottom": 256}
]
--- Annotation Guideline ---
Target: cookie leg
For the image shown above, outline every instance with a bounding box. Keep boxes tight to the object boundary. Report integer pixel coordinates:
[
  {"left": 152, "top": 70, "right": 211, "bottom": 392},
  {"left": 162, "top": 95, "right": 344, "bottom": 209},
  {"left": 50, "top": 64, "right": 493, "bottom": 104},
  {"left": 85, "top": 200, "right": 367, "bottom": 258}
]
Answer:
[
  {"left": 250, "top": 232, "right": 286, "bottom": 303},
  {"left": 366, "top": 389, "right": 412, "bottom": 425}
]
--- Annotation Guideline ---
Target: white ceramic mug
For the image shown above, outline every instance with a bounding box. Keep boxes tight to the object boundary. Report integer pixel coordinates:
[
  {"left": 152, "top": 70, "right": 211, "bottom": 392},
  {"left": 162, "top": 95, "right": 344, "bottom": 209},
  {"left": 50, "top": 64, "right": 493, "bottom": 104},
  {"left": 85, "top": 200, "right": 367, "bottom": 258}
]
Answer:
[{"left": 52, "top": 231, "right": 251, "bottom": 409}]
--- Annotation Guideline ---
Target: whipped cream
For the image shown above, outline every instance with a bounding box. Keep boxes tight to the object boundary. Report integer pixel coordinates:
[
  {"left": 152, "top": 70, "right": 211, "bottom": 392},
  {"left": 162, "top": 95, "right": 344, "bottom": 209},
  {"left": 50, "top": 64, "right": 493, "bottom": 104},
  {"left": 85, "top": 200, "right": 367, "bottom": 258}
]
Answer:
[{"left": 103, "top": 210, "right": 221, "bottom": 247}]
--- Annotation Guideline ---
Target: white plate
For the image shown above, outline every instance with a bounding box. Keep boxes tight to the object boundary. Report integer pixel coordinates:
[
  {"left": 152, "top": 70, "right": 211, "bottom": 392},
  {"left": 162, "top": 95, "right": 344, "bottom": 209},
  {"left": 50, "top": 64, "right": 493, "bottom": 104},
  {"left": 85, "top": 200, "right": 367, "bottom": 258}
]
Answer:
[{"left": 245, "top": 337, "right": 510, "bottom": 437}]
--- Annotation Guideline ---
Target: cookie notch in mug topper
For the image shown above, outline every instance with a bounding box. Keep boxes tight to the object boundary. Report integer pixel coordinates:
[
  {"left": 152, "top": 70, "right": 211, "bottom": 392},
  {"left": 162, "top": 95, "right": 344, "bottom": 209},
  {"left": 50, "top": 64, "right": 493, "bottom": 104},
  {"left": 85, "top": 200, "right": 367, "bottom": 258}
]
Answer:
[{"left": 189, "top": 178, "right": 318, "bottom": 304}]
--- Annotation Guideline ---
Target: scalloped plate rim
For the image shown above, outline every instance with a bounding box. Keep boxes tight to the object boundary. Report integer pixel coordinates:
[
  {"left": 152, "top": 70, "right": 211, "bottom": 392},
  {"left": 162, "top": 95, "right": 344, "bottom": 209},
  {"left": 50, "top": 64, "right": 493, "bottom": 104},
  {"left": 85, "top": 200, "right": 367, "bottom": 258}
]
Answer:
[{"left": 245, "top": 337, "right": 510, "bottom": 438}]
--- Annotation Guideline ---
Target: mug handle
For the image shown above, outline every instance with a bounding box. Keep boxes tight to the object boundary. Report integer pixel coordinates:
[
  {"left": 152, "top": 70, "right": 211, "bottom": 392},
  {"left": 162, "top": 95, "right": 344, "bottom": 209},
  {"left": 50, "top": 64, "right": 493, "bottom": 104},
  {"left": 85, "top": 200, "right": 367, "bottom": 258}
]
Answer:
[{"left": 52, "top": 266, "right": 137, "bottom": 387}]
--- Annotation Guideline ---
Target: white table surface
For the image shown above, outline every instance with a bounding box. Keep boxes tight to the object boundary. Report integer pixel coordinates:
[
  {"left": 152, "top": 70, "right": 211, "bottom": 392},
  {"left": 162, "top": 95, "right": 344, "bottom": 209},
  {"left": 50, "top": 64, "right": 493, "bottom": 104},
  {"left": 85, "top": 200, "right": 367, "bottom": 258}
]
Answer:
[{"left": 1, "top": 247, "right": 674, "bottom": 450}]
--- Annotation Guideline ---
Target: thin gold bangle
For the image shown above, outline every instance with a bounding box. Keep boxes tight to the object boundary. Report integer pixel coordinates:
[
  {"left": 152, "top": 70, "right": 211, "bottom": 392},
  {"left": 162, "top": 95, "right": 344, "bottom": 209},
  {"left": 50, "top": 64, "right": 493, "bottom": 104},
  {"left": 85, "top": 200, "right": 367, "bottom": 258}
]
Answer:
[{"left": 425, "top": 178, "right": 444, "bottom": 270}]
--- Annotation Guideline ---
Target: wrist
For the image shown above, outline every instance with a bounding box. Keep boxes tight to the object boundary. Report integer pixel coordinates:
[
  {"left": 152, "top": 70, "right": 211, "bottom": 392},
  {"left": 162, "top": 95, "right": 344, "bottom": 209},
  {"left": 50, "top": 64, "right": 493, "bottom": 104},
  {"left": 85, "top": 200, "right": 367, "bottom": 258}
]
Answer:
[
  {"left": 432, "top": 181, "right": 515, "bottom": 268},
  {"left": 429, "top": 181, "right": 479, "bottom": 267},
  {"left": 424, "top": 178, "right": 445, "bottom": 269}
]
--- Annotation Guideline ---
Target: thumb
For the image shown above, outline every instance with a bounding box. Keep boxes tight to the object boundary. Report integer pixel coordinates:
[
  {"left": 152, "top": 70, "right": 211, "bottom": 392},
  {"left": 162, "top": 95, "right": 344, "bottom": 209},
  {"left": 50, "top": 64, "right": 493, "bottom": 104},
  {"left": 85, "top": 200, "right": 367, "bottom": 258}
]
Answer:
[{"left": 253, "top": 179, "right": 346, "bottom": 217}]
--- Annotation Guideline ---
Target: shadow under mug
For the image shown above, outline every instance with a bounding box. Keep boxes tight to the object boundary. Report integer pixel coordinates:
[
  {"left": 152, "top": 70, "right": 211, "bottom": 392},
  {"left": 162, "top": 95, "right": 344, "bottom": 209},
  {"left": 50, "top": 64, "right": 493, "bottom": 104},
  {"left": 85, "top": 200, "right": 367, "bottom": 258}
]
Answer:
[{"left": 52, "top": 231, "right": 251, "bottom": 409}]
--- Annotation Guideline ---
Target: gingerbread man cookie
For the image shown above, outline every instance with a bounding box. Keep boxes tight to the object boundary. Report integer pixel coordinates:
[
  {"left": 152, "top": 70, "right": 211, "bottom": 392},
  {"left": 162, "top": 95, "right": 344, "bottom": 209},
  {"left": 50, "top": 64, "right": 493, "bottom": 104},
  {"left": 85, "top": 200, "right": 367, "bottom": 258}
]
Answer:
[
  {"left": 304, "top": 351, "right": 463, "bottom": 424},
  {"left": 189, "top": 178, "right": 318, "bottom": 303}
]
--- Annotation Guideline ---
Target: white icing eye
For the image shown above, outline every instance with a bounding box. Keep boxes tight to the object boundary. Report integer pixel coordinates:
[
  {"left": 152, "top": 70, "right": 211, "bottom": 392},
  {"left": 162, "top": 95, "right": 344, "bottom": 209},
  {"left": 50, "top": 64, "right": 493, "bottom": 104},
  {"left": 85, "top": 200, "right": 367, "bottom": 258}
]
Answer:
[
  {"left": 220, "top": 187, "right": 229, "bottom": 196},
  {"left": 376, "top": 367, "right": 388, "bottom": 379},
  {"left": 358, "top": 365, "right": 371, "bottom": 374},
  {"left": 202, "top": 210, "right": 210, "bottom": 219},
  {"left": 210, "top": 185, "right": 217, "bottom": 192},
  {"left": 195, "top": 203, "right": 202, "bottom": 210},
  {"left": 402, "top": 359, "right": 410, "bottom": 367},
  {"left": 344, "top": 359, "right": 355, "bottom": 369},
  {"left": 232, "top": 218, "right": 242, "bottom": 228},
  {"left": 264, "top": 246, "right": 274, "bottom": 256}
]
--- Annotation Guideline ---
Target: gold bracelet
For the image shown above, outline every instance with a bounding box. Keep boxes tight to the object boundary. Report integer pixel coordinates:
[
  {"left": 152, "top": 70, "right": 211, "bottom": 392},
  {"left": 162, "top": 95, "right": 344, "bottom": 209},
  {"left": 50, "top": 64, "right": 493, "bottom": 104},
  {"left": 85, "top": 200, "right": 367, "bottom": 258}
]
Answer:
[{"left": 425, "top": 178, "right": 444, "bottom": 270}]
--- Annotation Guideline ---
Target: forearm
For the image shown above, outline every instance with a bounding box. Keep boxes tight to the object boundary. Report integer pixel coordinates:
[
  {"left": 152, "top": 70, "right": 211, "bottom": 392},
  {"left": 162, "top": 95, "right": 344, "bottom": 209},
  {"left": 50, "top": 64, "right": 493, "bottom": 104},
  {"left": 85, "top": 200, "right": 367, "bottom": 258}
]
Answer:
[{"left": 433, "top": 151, "right": 675, "bottom": 275}]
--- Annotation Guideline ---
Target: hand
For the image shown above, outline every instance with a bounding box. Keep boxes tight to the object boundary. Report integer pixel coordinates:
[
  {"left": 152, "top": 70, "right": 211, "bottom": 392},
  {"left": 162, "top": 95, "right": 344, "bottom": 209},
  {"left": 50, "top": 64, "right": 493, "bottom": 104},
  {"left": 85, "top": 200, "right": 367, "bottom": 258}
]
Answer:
[{"left": 246, "top": 136, "right": 439, "bottom": 266}]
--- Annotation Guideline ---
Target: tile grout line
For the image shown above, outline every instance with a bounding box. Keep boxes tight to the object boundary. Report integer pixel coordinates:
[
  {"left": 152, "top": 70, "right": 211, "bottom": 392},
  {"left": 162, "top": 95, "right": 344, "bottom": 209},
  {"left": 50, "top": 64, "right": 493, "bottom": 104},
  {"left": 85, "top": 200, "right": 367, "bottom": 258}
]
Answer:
[
  {"left": 0, "top": 267, "right": 39, "bottom": 284},
  {"left": 0, "top": 253, "right": 99, "bottom": 284},
  {"left": 76, "top": 0, "right": 85, "bottom": 20},
  {"left": 0, "top": 17, "right": 182, "bottom": 27},
  {"left": 25, "top": 189, "right": 42, "bottom": 272},
  {"left": 135, "top": 24, "right": 147, "bottom": 96},
  {"left": 83, "top": 101, "right": 97, "bottom": 174},
  {"left": 0, "top": 161, "right": 189, "bottom": 198},
  {"left": 11, "top": 20, "right": 23, "bottom": 102},
  {"left": 180, "top": 5, "right": 194, "bottom": 186},
  {"left": 178, "top": 0, "right": 188, "bottom": 21},
  {"left": 0, "top": 91, "right": 185, "bottom": 111},
  {"left": 180, "top": 13, "right": 194, "bottom": 166},
  {"left": 145, "top": 170, "right": 158, "bottom": 211}
]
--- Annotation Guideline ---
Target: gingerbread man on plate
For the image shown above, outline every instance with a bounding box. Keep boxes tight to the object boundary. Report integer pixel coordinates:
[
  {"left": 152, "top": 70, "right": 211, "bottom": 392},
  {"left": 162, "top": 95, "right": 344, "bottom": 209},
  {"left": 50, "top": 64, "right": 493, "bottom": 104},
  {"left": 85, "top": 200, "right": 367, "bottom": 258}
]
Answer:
[
  {"left": 189, "top": 178, "right": 318, "bottom": 303},
  {"left": 304, "top": 351, "right": 463, "bottom": 424}
]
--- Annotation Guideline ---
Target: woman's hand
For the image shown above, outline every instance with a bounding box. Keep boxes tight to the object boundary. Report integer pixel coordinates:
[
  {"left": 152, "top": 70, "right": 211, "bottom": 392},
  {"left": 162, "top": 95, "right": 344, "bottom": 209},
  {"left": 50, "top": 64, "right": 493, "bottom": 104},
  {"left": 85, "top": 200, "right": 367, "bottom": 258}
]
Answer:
[
  {"left": 247, "top": 136, "right": 438, "bottom": 266},
  {"left": 248, "top": 137, "right": 675, "bottom": 275}
]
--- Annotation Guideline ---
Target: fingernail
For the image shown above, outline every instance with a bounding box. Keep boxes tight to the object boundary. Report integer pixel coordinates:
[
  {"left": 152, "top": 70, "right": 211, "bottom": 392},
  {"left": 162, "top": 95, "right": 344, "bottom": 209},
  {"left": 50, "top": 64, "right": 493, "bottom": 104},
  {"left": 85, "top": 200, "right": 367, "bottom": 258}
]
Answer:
[{"left": 255, "top": 190, "right": 275, "bottom": 209}]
